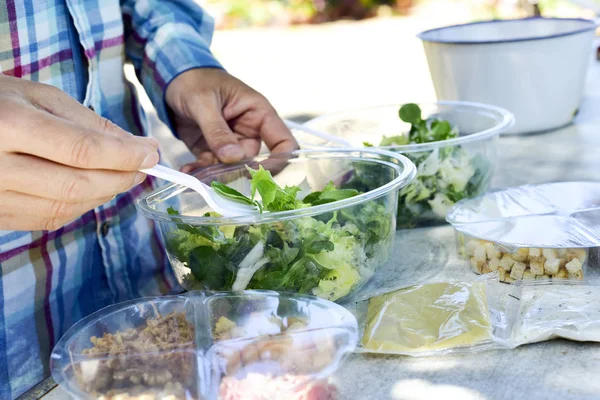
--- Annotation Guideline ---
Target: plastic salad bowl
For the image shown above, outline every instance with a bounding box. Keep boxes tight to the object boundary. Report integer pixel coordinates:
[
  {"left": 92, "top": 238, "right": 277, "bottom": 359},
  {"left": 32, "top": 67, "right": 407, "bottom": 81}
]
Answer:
[
  {"left": 302, "top": 101, "right": 514, "bottom": 229},
  {"left": 136, "top": 149, "right": 416, "bottom": 303}
]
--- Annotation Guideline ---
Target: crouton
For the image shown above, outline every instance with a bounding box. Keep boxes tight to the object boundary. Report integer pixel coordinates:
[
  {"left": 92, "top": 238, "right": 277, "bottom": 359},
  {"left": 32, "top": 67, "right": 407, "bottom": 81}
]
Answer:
[
  {"left": 565, "top": 258, "right": 583, "bottom": 274},
  {"left": 570, "top": 249, "right": 587, "bottom": 264},
  {"left": 510, "top": 261, "right": 526, "bottom": 280},
  {"left": 489, "top": 257, "right": 501, "bottom": 271},
  {"left": 569, "top": 271, "right": 584, "bottom": 280},
  {"left": 482, "top": 262, "right": 492, "bottom": 274},
  {"left": 544, "top": 258, "right": 560, "bottom": 275},
  {"left": 528, "top": 248, "right": 542, "bottom": 259},
  {"left": 485, "top": 242, "right": 501, "bottom": 260},
  {"left": 473, "top": 244, "right": 487, "bottom": 263},
  {"left": 498, "top": 268, "right": 507, "bottom": 282},
  {"left": 470, "top": 257, "right": 483, "bottom": 273},
  {"left": 500, "top": 254, "right": 515, "bottom": 272},
  {"left": 529, "top": 257, "right": 545, "bottom": 276},
  {"left": 465, "top": 240, "right": 478, "bottom": 256},
  {"left": 523, "top": 270, "right": 535, "bottom": 280},
  {"left": 542, "top": 248, "right": 557, "bottom": 260},
  {"left": 512, "top": 248, "right": 529, "bottom": 262},
  {"left": 555, "top": 268, "right": 568, "bottom": 279}
]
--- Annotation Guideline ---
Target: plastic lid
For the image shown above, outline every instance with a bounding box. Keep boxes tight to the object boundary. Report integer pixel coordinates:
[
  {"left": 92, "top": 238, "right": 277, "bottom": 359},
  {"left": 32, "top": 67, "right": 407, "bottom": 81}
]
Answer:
[{"left": 447, "top": 181, "right": 600, "bottom": 250}]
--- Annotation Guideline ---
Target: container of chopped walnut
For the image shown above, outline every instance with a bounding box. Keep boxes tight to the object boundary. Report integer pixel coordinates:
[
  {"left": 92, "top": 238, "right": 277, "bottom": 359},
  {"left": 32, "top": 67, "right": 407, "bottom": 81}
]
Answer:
[
  {"left": 50, "top": 290, "right": 358, "bottom": 400},
  {"left": 447, "top": 182, "right": 600, "bottom": 283}
]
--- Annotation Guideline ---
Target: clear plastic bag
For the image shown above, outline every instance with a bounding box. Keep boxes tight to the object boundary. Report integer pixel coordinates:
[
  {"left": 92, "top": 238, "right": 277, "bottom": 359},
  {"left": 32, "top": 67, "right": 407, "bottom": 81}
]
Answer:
[
  {"left": 510, "top": 279, "right": 600, "bottom": 347},
  {"left": 347, "top": 273, "right": 520, "bottom": 356}
]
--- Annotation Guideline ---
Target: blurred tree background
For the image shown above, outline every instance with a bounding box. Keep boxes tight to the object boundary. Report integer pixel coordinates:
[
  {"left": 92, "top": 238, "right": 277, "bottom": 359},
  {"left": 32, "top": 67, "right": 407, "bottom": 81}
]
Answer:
[{"left": 199, "top": 0, "right": 596, "bottom": 29}]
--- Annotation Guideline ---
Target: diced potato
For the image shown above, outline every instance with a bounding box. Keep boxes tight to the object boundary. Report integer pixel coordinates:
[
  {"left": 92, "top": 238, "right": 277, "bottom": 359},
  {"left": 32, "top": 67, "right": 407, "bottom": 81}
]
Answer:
[
  {"left": 535, "top": 274, "right": 551, "bottom": 280},
  {"left": 523, "top": 270, "right": 535, "bottom": 280},
  {"left": 473, "top": 245, "right": 487, "bottom": 262},
  {"left": 565, "top": 258, "right": 583, "bottom": 274},
  {"left": 529, "top": 257, "right": 545, "bottom": 276},
  {"left": 544, "top": 258, "right": 560, "bottom": 275},
  {"left": 528, "top": 248, "right": 542, "bottom": 259},
  {"left": 541, "top": 248, "right": 557, "bottom": 260},
  {"left": 504, "top": 276, "right": 515, "bottom": 283},
  {"left": 485, "top": 242, "right": 501, "bottom": 260},
  {"left": 569, "top": 271, "right": 584, "bottom": 280},
  {"left": 555, "top": 268, "right": 568, "bottom": 279},
  {"left": 512, "top": 248, "right": 529, "bottom": 262},
  {"left": 489, "top": 257, "right": 501, "bottom": 271},
  {"left": 510, "top": 261, "right": 526, "bottom": 280},
  {"left": 500, "top": 254, "right": 515, "bottom": 272}
]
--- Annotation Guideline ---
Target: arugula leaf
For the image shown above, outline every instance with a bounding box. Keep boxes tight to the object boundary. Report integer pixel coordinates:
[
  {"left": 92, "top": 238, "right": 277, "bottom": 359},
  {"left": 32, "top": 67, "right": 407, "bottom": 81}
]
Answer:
[{"left": 363, "top": 141, "right": 375, "bottom": 147}]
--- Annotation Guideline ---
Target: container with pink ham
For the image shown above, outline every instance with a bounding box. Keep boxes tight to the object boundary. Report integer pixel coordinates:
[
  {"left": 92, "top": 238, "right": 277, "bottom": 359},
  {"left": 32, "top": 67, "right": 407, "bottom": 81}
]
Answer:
[{"left": 50, "top": 290, "right": 358, "bottom": 400}]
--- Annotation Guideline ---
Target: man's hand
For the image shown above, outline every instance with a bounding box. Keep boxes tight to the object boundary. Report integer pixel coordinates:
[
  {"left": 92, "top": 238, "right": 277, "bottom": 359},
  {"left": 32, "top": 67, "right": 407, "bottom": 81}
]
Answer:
[
  {"left": 165, "top": 68, "right": 299, "bottom": 172},
  {"left": 0, "top": 75, "right": 159, "bottom": 231}
]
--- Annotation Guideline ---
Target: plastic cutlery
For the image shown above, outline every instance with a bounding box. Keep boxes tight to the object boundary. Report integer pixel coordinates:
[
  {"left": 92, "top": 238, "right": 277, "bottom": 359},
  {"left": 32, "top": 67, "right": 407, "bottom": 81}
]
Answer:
[{"left": 141, "top": 164, "right": 260, "bottom": 218}]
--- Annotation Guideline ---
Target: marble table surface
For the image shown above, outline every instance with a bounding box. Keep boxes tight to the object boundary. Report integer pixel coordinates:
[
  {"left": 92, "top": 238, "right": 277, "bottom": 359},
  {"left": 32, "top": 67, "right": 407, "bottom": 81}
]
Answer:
[{"left": 30, "top": 36, "right": 600, "bottom": 400}]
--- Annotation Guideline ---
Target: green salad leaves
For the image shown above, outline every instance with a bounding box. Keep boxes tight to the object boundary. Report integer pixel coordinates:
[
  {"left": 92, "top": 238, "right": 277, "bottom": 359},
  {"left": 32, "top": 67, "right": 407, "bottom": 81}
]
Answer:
[
  {"left": 355, "top": 103, "right": 491, "bottom": 229},
  {"left": 166, "top": 164, "right": 393, "bottom": 302}
]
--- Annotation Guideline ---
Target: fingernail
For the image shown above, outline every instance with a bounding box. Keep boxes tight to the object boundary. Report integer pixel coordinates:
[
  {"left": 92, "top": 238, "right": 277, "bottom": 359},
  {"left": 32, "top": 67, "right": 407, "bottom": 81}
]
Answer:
[
  {"left": 218, "top": 144, "right": 245, "bottom": 162},
  {"left": 134, "top": 172, "right": 146, "bottom": 185},
  {"left": 180, "top": 166, "right": 192, "bottom": 174},
  {"left": 140, "top": 151, "right": 159, "bottom": 169}
]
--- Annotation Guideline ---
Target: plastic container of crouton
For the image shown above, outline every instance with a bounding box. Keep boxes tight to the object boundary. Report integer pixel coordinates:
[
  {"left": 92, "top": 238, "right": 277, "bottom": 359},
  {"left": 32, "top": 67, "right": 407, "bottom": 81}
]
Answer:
[
  {"left": 447, "top": 182, "right": 600, "bottom": 283},
  {"left": 50, "top": 291, "right": 358, "bottom": 400}
]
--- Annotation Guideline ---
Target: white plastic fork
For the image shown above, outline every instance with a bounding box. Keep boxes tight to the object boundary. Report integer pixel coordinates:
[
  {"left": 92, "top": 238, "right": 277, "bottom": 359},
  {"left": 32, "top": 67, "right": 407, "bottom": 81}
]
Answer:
[
  {"left": 140, "top": 164, "right": 260, "bottom": 218},
  {"left": 283, "top": 119, "right": 352, "bottom": 148}
]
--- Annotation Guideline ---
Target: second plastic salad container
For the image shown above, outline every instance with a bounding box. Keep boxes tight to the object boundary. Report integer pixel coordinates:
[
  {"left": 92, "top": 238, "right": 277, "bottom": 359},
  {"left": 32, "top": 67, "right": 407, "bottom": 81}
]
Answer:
[
  {"left": 50, "top": 290, "right": 359, "bottom": 400},
  {"left": 302, "top": 101, "right": 514, "bottom": 229},
  {"left": 136, "top": 149, "right": 416, "bottom": 302}
]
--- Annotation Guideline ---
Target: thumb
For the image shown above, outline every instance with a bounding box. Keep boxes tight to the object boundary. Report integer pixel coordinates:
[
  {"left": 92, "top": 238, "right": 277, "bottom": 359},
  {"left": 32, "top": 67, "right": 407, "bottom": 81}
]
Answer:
[{"left": 189, "top": 94, "right": 245, "bottom": 163}]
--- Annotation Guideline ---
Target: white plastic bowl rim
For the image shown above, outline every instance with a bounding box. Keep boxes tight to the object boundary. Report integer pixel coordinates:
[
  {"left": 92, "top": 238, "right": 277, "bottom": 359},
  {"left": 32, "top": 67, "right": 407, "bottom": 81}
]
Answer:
[
  {"left": 417, "top": 17, "right": 598, "bottom": 45},
  {"left": 305, "top": 100, "right": 515, "bottom": 153}
]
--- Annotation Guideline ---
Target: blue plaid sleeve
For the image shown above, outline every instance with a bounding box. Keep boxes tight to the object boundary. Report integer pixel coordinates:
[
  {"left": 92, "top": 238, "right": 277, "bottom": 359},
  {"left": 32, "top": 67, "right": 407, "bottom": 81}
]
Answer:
[{"left": 121, "top": 0, "right": 224, "bottom": 135}]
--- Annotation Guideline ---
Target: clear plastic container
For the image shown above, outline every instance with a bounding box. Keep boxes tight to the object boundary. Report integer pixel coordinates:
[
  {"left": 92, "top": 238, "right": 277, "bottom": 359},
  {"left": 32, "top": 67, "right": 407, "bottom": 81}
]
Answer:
[
  {"left": 136, "top": 149, "right": 416, "bottom": 302},
  {"left": 301, "top": 101, "right": 514, "bottom": 229},
  {"left": 448, "top": 182, "right": 600, "bottom": 283},
  {"left": 50, "top": 290, "right": 359, "bottom": 400},
  {"left": 455, "top": 231, "right": 588, "bottom": 283}
]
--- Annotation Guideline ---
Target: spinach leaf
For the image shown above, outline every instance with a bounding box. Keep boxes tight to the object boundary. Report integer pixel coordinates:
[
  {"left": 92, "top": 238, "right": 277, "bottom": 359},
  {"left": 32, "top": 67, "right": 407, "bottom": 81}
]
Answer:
[
  {"left": 188, "top": 246, "right": 233, "bottom": 290},
  {"left": 211, "top": 181, "right": 257, "bottom": 207}
]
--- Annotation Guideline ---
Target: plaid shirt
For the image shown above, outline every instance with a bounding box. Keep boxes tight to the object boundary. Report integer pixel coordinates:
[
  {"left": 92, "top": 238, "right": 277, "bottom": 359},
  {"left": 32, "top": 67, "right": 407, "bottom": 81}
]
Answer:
[{"left": 0, "top": 1, "right": 223, "bottom": 398}]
